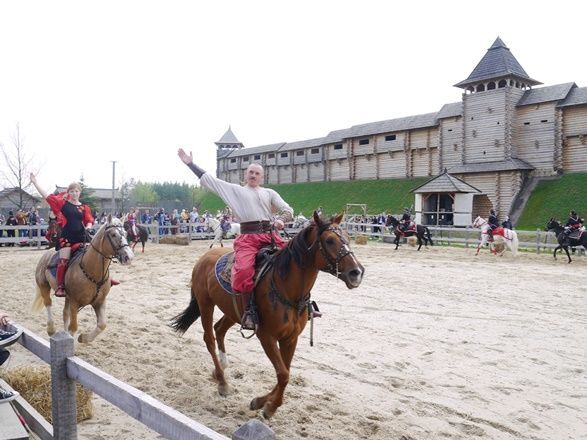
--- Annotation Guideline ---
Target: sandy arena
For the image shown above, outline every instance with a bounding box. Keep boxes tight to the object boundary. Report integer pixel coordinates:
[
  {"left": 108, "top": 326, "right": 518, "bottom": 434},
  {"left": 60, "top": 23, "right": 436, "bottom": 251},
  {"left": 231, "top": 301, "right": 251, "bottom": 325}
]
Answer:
[{"left": 1, "top": 239, "right": 585, "bottom": 439}]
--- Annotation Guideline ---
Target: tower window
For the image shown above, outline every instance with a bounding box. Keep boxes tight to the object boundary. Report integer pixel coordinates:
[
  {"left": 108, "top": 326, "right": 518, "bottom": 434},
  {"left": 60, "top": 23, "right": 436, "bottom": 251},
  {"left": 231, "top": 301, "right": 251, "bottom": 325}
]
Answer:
[
  {"left": 268, "top": 153, "right": 275, "bottom": 159},
  {"left": 385, "top": 134, "right": 396, "bottom": 141},
  {"left": 487, "top": 82, "right": 496, "bottom": 90},
  {"left": 311, "top": 148, "right": 319, "bottom": 154},
  {"left": 359, "top": 138, "right": 369, "bottom": 145},
  {"left": 334, "top": 144, "right": 343, "bottom": 150},
  {"left": 296, "top": 151, "right": 304, "bottom": 156},
  {"left": 498, "top": 79, "right": 507, "bottom": 88},
  {"left": 242, "top": 156, "right": 249, "bottom": 162},
  {"left": 280, "top": 152, "right": 288, "bottom": 158},
  {"left": 476, "top": 84, "right": 485, "bottom": 92},
  {"left": 230, "top": 158, "right": 236, "bottom": 163},
  {"left": 254, "top": 154, "right": 261, "bottom": 160}
]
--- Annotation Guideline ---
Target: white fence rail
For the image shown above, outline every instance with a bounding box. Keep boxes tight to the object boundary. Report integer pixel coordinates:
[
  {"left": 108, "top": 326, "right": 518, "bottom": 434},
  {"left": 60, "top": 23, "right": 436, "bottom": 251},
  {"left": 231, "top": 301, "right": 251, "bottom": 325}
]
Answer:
[{"left": 340, "top": 221, "right": 583, "bottom": 255}]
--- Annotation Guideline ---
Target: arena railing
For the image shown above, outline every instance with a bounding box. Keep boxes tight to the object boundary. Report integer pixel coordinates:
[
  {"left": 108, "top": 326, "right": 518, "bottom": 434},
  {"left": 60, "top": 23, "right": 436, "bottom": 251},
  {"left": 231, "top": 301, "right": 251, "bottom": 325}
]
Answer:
[{"left": 6, "top": 325, "right": 275, "bottom": 440}]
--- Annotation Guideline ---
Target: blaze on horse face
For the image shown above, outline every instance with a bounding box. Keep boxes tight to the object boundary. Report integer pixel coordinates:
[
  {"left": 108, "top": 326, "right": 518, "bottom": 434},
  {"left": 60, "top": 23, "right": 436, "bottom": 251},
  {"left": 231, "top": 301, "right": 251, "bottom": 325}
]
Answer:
[
  {"left": 104, "top": 216, "right": 134, "bottom": 264},
  {"left": 313, "top": 211, "right": 364, "bottom": 288}
]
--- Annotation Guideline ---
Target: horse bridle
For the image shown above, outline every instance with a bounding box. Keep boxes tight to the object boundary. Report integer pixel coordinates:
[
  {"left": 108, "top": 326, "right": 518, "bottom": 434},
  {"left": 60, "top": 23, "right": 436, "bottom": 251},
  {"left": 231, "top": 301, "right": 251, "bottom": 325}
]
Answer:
[
  {"left": 90, "top": 224, "right": 130, "bottom": 260},
  {"left": 309, "top": 224, "right": 355, "bottom": 277}
]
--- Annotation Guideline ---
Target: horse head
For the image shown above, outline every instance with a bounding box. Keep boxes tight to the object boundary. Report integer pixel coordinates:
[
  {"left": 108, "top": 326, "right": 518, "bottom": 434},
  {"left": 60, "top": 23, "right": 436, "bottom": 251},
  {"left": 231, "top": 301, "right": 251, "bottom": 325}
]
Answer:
[
  {"left": 545, "top": 217, "right": 561, "bottom": 232},
  {"left": 385, "top": 215, "right": 398, "bottom": 227},
  {"left": 94, "top": 215, "right": 134, "bottom": 265},
  {"left": 309, "top": 211, "right": 364, "bottom": 288},
  {"left": 472, "top": 216, "right": 486, "bottom": 228}
]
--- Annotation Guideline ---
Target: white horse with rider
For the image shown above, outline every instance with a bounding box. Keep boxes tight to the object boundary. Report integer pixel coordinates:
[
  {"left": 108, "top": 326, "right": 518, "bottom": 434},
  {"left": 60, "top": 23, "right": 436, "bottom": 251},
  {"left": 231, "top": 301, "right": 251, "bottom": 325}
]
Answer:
[
  {"left": 472, "top": 215, "right": 519, "bottom": 256},
  {"left": 205, "top": 215, "right": 241, "bottom": 248}
]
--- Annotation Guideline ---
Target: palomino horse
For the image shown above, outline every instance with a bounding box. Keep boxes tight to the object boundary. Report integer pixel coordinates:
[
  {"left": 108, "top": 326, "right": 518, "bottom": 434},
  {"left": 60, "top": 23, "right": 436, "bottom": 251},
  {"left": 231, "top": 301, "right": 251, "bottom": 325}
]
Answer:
[
  {"left": 472, "top": 216, "right": 519, "bottom": 256},
  {"left": 385, "top": 215, "right": 433, "bottom": 251},
  {"left": 123, "top": 220, "right": 149, "bottom": 253},
  {"left": 32, "top": 216, "right": 134, "bottom": 343},
  {"left": 545, "top": 218, "right": 586, "bottom": 263},
  {"left": 204, "top": 216, "right": 241, "bottom": 248},
  {"left": 171, "top": 212, "right": 364, "bottom": 418}
]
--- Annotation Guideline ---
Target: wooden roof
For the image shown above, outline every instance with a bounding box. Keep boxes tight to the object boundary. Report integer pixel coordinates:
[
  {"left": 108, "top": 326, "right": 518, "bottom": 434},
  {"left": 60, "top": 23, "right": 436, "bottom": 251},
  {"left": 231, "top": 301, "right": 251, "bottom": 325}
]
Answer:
[
  {"left": 448, "top": 158, "right": 534, "bottom": 174},
  {"left": 412, "top": 171, "right": 481, "bottom": 194},
  {"left": 557, "top": 86, "right": 587, "bottom": 108},
  {"left": 454, "top": 37, "right": 541, "bottom": 88},
  {"left": 517, "top": 83, "right": 576, "bottom": 107}
]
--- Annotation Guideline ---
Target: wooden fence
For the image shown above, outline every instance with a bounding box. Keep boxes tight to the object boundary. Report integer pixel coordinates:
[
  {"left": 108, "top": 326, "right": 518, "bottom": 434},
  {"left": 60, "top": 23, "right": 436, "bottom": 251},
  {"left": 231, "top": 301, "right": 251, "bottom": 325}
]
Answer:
[
  {"left": 6, "top": 325, "right": 275, "bottom": 439},
  {"left": 340, "top": 221, "right": 585, "bottom": 255}
]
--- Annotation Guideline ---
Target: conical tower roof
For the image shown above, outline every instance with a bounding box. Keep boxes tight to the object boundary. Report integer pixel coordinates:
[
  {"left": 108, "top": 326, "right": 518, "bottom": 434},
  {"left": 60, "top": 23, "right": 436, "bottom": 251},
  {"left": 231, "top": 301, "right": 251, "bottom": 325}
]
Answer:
[
  {"left": 216, "top": 126, "right": 240, "bottom": 145},
  {"left": 454, "top": 37, "right": 541, "bottom": 88}
]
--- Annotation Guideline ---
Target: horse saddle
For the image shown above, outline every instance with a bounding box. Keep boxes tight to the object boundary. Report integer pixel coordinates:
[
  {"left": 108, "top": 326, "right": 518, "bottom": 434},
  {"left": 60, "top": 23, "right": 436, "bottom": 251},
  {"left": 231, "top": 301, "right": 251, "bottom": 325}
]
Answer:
[
  {"left": 47, "top": 248, "right": 85, "bottom": 278},
  {"left": 567, "top": 229, "right": 584, "bottom": 240},
  {"left": 214, "top": 246, "right": 280, "bottom": 295}
]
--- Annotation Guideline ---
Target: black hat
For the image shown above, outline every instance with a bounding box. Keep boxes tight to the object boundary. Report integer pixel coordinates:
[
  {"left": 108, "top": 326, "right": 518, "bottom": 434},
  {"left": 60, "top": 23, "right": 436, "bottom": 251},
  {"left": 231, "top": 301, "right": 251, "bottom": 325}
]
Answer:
[
  {"left": 571, "top": 210, "right": 577, "bottom": 215},
  {"left": 8, "top": 211, "right": 13, "bottom": 216}
]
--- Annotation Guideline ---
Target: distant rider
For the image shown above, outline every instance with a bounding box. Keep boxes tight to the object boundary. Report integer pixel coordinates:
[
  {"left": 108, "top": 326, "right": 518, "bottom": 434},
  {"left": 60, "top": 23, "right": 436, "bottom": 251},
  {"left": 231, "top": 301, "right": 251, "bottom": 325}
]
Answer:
[
  {"left": 400, "top": 208, "right": 412, "bottom": 233},
  {"left": 564, "top": 210, "right": 583, "bottom": 236},
  {"left": 487, "top": 209, "right": 499, "bottom": 241}
]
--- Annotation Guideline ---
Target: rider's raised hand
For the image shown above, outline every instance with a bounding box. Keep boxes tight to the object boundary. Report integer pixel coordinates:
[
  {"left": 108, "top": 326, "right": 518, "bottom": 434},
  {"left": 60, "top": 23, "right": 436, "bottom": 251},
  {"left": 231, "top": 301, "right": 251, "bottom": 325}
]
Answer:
[{"left": 177, "top": 148, "right": 193, "bottom": 165}]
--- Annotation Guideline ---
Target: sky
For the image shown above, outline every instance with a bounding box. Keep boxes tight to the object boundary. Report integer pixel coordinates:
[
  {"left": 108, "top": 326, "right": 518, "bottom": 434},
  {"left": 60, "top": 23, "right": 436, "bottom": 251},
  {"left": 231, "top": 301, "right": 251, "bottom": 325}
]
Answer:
[{"left": 1, "top": 0, "right": 586, "bottom": 192}]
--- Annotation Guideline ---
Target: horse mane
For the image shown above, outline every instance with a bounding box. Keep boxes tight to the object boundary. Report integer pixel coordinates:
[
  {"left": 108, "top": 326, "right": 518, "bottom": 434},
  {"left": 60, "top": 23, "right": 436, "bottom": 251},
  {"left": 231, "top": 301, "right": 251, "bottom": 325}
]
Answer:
[{"left": 273, "top": 219, "right": 332, "bottom": 279}]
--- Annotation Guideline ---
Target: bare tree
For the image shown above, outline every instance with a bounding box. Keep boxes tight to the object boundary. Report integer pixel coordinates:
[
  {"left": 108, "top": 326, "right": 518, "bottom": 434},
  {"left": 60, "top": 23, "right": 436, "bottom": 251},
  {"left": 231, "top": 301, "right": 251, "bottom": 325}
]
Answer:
[{"left": 0, "top": 123, "right": 38, "bottom": 210}]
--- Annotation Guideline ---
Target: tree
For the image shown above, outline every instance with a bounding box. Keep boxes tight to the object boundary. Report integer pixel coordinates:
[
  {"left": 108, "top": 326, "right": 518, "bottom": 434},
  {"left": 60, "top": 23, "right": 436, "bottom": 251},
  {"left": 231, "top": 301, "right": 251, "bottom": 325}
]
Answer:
[
  {"left": 119, "top": 178, "right": 137, "bottom": 213},
  {"left": 131, "top": 181, "right": 159, "bottom": 206},
  {"left": 79, "top": 175, "right": 99, "bottom": 213},
  {"left": 0, "top": 123, "right": 38, "bottom": 209}
]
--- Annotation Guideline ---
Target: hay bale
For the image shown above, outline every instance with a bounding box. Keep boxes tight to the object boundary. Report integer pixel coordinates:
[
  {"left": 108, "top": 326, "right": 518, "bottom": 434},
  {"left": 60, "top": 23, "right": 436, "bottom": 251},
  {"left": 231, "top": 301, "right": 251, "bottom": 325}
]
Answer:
[
  {"left": 1, "top": 365, "right": 93, "bottom": 423},
  {"left": 407, "top": 236, "right": 418, "bottom": 247},
  {"left": 159, "top": 234, "right": 190, "bottom": 245},
  {"left": 354, "top": 235, "right": 368, "bottom": 245}
]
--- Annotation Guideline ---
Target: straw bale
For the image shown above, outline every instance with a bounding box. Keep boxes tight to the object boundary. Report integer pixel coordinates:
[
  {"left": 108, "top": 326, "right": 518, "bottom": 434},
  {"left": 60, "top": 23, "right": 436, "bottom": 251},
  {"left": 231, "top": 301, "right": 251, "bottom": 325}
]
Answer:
[
  {"left": 407, "top": 236, "right": 418, "bottom": 247},
  {"left": 354, "top": 235, "right": 368, "bottom": 245},
  {"left": 1, "top": 365, "right": 93, "bottom": 423},
  {"left": 159, "top": 234, "right": 190, "bottom": 245}
]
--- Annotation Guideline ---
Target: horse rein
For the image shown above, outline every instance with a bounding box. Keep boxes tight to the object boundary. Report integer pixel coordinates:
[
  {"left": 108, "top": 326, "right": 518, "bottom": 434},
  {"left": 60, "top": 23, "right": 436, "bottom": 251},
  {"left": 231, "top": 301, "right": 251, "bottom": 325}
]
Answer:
[
  {"left": 309, "top": 224, "right": 355, "bottom": 277},
  {"left": 80, "top": 224, "right": 129, "bottom": 300}
]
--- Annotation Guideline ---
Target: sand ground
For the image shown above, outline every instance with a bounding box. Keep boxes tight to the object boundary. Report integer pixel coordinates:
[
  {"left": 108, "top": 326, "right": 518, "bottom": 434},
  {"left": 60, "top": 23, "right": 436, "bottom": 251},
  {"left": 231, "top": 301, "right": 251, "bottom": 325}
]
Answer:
[{"left": 1, "top": 239, "right": 585, "bottom": 439}]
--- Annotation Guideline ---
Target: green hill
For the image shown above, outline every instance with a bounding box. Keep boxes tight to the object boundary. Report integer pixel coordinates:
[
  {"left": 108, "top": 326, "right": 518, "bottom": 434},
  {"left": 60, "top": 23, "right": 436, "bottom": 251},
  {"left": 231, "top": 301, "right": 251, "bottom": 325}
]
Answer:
[
  {"left": 198, "top": 177, "right": 429, "bottom": 216},
  {"left": 516, "top": 172, "right": 587, "bottom": 230},
  {"left": 198, "top": 172, "right": 587, "bottom": 229}
]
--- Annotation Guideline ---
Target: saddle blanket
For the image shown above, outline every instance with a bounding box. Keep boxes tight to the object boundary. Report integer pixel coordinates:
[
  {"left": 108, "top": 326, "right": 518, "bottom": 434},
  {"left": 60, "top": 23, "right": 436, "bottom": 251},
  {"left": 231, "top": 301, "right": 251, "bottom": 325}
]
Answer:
[{"left": 47, "top": 249, "right": 84, "bottom": 278}]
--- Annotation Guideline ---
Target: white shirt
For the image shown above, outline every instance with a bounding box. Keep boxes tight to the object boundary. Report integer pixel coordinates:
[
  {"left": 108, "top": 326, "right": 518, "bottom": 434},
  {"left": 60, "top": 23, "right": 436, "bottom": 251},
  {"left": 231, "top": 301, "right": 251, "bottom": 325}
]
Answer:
[{"left": 200, "top": 173, "right": 293, "bottom": 223}]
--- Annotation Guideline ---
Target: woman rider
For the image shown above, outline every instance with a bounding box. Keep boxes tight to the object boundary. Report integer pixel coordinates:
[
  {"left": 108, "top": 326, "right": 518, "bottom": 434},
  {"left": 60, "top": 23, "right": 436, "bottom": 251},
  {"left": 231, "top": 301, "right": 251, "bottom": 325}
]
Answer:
[{"left": 30, "top": 173, "right": 94, "bottom": 297}]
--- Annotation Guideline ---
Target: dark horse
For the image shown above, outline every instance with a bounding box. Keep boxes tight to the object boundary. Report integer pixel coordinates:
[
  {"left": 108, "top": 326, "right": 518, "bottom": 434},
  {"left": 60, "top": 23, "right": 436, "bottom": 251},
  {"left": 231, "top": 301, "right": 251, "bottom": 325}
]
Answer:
[
  {"left": 385, "top": 215, "right": 433, "bottom": 251},
  {"left": 170, "top": 212, "right": 364, "bottom": 418},
  {"left": 123, "top": 221, "right": 149, "bottom": 253},
  {"left": 545, "top": 218, "right": 586, "bottom": 263}
]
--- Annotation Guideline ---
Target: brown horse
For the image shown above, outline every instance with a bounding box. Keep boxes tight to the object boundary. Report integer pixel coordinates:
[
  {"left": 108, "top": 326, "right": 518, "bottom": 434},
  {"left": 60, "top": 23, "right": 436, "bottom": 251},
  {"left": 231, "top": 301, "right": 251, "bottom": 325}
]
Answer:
[
  {"left": 171, "top": 212, "right": 364, "bottom": 418},
  {"left": 32, "top": 215, "right": 134, "bottom": 343}
]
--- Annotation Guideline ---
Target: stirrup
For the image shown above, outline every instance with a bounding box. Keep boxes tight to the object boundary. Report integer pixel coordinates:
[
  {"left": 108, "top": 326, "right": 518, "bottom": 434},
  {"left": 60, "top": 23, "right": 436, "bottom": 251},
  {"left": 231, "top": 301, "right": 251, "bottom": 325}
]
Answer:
[{"left": 239, "top": 311, "right": 258, "bottom": 339}]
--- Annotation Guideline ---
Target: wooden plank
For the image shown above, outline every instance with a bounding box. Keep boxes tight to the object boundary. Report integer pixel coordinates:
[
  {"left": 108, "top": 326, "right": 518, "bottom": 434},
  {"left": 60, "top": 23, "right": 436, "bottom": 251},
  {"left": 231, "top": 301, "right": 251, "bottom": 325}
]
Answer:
[{"left": 66, "top": 357, "right": 228, "bottom": 440}]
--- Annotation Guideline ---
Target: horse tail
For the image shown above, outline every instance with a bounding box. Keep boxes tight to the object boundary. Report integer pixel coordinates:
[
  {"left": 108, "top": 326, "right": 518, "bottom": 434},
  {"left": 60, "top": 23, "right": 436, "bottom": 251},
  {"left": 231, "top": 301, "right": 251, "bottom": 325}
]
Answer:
[
  {"left": 511, "top": 230, "right": 519, "bottom": 256},
  {"left": 32, "top": 285, "right": 44, "bottom": 313},
  {"left": 170, "top": 297, "right": 201, "bottom": 335}
]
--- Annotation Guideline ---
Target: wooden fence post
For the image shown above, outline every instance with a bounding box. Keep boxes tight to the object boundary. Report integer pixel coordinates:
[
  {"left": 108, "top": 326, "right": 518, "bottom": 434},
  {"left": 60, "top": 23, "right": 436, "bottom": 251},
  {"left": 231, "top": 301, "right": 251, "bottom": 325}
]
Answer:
[{"left": 50, "top": 331, "right": 77, "bottom": 440}]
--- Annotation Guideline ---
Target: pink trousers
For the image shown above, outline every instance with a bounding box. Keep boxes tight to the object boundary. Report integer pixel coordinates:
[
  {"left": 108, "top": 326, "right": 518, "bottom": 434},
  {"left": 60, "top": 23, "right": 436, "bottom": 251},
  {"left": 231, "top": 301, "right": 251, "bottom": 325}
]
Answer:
[{"left": 231, "top": 231, "right": 286, "bottom": 293}]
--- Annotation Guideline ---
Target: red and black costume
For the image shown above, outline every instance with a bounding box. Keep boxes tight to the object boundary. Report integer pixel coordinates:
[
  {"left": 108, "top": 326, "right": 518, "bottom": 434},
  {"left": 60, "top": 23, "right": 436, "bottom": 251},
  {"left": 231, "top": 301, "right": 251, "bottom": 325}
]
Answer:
[
  {"left": 46, "top": 192, "right": 93, "bottom": 251},
  {"left": 46, "top": 192, "right": 93, "bottom": 297}
]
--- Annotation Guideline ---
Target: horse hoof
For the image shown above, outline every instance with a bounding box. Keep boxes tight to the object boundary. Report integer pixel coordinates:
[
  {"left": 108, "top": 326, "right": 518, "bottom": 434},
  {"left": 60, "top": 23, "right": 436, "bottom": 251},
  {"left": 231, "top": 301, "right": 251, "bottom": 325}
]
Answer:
[
  {"left": 47, "top": 322, "right": 55, "bottom": 335},
  {"left": 218, "top": 383, "right": 230, "bottom": 396},
  {"left": 250, "top": 397, "right": 262, "bottom": 411}
]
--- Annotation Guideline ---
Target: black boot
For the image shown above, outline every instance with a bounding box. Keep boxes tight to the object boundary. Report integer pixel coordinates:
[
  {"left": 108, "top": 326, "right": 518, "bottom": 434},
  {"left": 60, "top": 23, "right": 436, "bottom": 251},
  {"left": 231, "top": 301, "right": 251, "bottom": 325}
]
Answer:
[{"left": 239, "top": 292, "right": 258, "bottom": 332}]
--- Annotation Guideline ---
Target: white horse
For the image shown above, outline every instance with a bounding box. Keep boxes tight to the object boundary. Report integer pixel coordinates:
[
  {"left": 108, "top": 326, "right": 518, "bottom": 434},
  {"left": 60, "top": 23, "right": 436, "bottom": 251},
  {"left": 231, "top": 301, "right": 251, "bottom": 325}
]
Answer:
[
  {"left": 472, "top": 216, "right": 519, "bottom": 256},
  {"left": 204, "top": 217, "right": 241, "bottom": 248},
  {"left": 292, "top": 214, "right": 310, "bottom": 229}
]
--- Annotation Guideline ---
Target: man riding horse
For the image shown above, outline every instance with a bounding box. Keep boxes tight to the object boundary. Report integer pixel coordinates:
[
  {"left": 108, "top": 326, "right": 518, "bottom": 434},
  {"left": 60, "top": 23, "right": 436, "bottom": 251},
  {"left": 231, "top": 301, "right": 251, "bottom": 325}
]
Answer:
[
  {"left": 487, "top": 209, "right": 499, "bottom": 242},
  {"left": 400, "top": 208, "right": 415, "bottom": 233},
  {"left": 564, "top": 210, "right": 583, "bottom": 236}
]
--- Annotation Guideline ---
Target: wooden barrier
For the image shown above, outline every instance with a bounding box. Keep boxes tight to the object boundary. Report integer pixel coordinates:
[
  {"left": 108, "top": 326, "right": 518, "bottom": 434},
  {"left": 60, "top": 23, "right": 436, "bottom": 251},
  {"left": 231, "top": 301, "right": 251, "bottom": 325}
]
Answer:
[{"left": 8, "top": 325, "right": 275, "bottom": 440}]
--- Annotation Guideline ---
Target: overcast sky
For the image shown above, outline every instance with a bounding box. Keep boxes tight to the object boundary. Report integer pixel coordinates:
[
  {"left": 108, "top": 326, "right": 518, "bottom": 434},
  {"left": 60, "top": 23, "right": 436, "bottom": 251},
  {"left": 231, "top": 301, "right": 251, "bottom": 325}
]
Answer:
[{"left": 1, "top": 1, "right": 586, "bottom": 191}]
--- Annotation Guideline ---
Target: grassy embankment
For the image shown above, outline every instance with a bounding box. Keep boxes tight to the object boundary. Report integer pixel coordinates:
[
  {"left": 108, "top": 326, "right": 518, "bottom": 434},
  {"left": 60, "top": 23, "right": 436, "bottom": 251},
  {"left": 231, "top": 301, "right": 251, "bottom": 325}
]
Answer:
[{"left": 198, "top": 173, "right": 587, "bottom": 230}]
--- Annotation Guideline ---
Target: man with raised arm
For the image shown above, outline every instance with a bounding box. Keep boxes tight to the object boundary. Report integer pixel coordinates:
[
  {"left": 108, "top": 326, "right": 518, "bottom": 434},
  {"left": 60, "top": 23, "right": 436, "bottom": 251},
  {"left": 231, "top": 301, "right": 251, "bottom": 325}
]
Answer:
[{"left": 178, "top": 148, "right": 294, "bottom": 331}]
